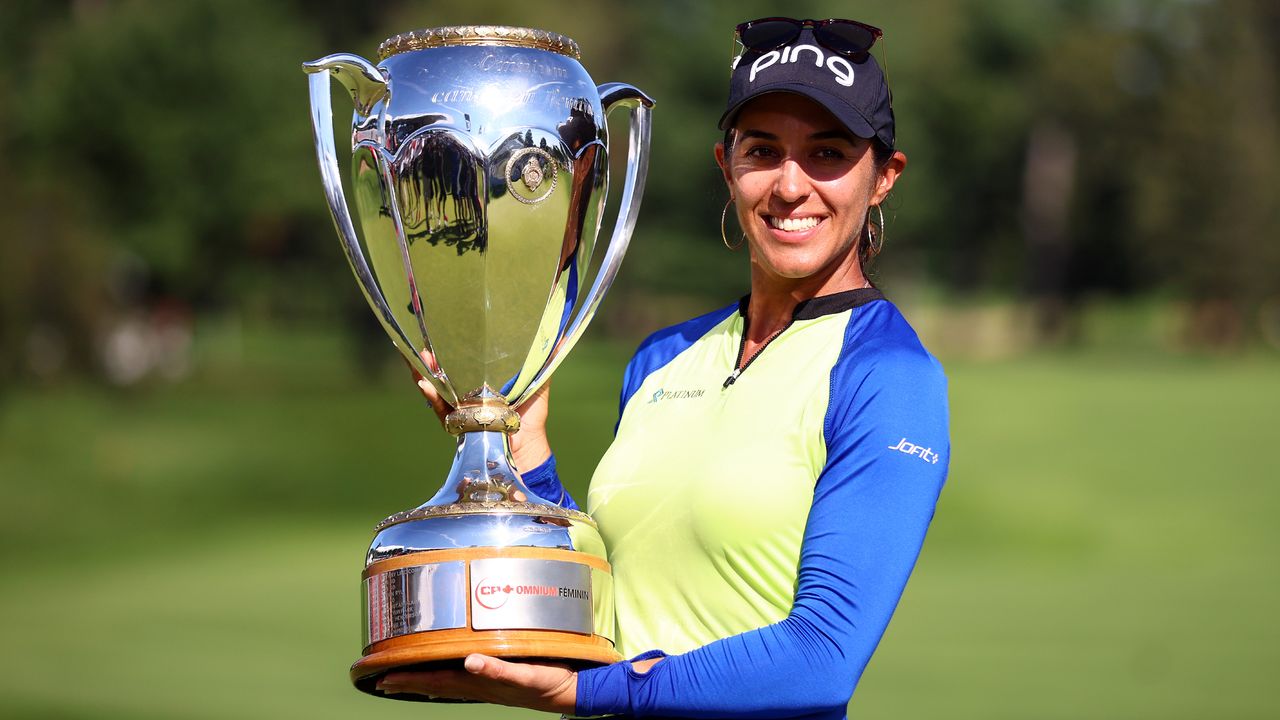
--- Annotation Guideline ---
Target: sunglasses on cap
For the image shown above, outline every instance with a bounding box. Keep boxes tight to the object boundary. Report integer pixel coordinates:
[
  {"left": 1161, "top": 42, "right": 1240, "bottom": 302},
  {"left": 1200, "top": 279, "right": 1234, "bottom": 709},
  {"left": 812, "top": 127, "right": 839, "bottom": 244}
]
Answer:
[{"left": 735, "top": 17, "right": 883, "bottom": 57}]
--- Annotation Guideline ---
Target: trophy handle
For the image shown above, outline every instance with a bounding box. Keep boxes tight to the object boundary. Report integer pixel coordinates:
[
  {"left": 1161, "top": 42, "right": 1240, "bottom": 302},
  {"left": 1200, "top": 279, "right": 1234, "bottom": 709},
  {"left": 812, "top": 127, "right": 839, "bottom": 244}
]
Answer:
[
  {"left": 303, "top": 54, "right": 436, "bottom": 381},
  {"left": 513, "top": 83, "right": 655, "bottom": 406}
]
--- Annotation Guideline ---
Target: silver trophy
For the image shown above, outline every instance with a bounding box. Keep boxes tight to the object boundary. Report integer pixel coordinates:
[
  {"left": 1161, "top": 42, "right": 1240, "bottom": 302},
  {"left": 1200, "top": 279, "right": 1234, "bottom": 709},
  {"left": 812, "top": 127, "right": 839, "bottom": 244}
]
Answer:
[{"left": 303, "top": 26, "right": 652, "bottom": 698}]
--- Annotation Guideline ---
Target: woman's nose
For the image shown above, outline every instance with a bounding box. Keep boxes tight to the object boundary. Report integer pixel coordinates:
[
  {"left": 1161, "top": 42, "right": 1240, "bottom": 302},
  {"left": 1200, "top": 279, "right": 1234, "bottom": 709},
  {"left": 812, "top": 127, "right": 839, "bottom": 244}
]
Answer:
[{"left": 772, "top": 158, "right": 810, "bottom": 202}]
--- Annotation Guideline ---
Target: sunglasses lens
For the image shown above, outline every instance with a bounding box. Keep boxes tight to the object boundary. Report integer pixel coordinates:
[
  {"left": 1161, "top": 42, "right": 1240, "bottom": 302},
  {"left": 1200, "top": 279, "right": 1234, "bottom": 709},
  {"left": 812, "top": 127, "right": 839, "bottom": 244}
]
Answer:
[
  {"left": 814, "top": 23, "right": 878, "bottom": 55},
  {"left": 739, "top": 20, "right": 801, "bottom": 51}
]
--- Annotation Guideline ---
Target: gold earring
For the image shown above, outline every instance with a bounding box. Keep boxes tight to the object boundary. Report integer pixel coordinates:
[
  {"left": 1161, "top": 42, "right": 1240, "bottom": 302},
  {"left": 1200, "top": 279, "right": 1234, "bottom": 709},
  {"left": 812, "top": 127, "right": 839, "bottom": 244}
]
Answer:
[
  {"left": 721, "top": 198, "right": 744, "bottom": 250},
  {"left": 865, "top": 204, "right": 886, "bottom": 257}
]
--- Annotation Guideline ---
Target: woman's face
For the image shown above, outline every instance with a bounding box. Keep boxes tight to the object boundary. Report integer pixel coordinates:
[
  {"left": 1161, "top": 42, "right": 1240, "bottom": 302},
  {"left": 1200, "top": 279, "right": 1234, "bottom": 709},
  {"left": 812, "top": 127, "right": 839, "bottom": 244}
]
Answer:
[{"left": 716, "top": 94, "right": 905, "bottom": 289}]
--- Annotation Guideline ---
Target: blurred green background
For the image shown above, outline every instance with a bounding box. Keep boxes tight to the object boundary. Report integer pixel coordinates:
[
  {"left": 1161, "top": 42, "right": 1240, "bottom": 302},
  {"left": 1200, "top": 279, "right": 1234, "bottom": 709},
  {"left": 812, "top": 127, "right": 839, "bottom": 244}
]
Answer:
[{"left": 1, "top": 0, "right": 1277, "bottom": 718}]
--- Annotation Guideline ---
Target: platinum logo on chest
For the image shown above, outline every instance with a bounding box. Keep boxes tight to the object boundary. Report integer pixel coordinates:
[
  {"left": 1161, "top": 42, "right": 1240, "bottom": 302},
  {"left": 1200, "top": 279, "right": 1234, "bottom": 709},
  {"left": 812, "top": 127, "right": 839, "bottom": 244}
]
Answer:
[{"left": 648, "top": 388, "right": 706, "bottom": 403}]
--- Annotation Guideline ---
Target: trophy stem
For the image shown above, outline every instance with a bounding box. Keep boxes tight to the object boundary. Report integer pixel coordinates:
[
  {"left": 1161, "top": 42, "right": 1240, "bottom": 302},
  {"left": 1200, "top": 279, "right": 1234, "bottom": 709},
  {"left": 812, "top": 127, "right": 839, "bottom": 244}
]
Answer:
[
  {"left": 443, "top": 390, "right": 520, "bottom": 436},
  {"left": 419, "top": 429, "right": 553, "bottom": 509}
]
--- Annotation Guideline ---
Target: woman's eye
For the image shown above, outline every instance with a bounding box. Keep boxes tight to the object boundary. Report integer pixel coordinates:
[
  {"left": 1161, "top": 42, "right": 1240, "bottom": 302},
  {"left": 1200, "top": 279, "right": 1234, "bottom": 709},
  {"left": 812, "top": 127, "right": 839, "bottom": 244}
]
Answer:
[
  {"left": 815, "top": 147, "right": 848, "bottom": 160},
  {"left": 743, "top": 145, "right": 777, "bottom": 158}
]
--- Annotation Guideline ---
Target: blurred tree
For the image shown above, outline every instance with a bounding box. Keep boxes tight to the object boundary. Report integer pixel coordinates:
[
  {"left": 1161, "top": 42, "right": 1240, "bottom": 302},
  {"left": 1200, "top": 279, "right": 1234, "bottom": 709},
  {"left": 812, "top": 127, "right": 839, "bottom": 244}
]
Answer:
[
  {"left": 1, "top": 0, "right": 1277, "bottom": 385},
  {"left": 1127, "top": 0, "right": 1280, "bottom": 345},
  {"left": 0, "top": 1, "right": 104, "bottom": 385},
  {"left": 897, "top": 0, "right": 1057, "bottom": 295},
  {"left": 1030, "top": 0, "right": 1280, "bottom": 345},
  {"left": 2, "top": 0, "right": 346, "bottom": 383}
]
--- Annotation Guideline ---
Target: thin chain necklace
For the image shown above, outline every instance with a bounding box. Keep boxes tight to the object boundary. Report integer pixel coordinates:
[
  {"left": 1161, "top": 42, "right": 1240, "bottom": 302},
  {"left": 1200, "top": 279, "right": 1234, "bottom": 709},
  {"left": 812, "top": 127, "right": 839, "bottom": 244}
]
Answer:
[{"left": 723, "top": 278, "right": 873, "bottom": 388}]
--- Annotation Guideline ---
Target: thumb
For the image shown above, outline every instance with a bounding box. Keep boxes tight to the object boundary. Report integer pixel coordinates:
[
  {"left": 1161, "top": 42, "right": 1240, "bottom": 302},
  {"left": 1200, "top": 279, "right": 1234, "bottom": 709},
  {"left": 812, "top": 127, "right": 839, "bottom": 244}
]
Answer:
[
  {"left": 465, "top": 653, "right": 558, "bottom": 689},
  {"left": 464, "top": 654, "right": 511, "bottom": 682}
]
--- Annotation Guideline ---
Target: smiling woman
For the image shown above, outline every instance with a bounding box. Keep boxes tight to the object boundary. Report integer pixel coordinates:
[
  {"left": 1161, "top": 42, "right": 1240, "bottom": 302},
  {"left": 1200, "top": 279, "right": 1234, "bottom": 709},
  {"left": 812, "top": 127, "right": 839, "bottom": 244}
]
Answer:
[
  {"left": 717, "top": 95, "right": 903, "bottom": 297},
  {"left": 391, "top": 16, "right": 950, "bottom": 720}
]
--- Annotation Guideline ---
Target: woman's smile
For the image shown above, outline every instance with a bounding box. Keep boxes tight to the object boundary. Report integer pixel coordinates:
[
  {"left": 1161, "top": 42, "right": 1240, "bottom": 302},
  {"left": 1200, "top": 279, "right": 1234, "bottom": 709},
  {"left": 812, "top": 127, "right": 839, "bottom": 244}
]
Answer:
[{"left": 765, "top": 214, "right": 825, "bottom": 236}]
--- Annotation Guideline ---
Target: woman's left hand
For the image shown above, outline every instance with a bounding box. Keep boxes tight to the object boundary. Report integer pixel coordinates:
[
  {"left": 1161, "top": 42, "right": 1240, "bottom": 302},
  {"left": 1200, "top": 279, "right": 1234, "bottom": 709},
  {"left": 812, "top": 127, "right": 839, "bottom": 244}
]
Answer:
[{"left": 375, "top": 654, "right": 577, "bottom": 711}]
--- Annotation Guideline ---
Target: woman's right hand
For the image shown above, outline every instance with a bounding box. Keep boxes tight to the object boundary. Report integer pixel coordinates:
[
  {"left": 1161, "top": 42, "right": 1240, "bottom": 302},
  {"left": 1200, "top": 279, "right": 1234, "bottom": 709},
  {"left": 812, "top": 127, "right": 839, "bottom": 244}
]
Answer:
[{"left": 409, "top": 352, "right": 553, "bottom": 473}]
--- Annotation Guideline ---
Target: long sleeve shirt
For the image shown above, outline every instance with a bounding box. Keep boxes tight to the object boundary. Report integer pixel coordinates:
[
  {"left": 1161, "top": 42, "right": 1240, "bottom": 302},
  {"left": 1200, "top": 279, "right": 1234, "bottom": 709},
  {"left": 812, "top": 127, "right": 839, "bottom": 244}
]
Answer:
[{"left": 525, "top": 289, "right": 949, "bottom": 719}]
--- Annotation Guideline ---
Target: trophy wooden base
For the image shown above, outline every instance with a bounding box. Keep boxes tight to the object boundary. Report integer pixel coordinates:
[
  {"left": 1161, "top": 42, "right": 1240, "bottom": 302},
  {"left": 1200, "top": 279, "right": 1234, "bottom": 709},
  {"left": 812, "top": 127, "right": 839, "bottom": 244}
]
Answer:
[
  {"left": 352, "top": 544, "right": 621, "bottom": 701},
  {"left": 351, "top": 628, "right": 622, "bottom": 699}
]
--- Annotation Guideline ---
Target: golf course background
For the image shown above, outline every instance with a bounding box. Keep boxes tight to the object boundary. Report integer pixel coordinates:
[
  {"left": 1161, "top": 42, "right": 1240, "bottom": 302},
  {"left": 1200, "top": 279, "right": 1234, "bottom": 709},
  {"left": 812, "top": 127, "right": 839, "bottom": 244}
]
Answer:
[
  {"left": 3, "top": 319, "right": 1277, "bottom": 718},
  {"left": 2, "top": 1, "right": 1278, "bottom": 718}
]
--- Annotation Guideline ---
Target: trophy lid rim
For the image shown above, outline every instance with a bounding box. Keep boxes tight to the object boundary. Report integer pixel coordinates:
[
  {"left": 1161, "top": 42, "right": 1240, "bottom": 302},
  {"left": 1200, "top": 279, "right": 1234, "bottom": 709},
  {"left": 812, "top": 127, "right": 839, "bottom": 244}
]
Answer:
[{"left": 378, "top": 25, "right": 582, "bottom": 61}]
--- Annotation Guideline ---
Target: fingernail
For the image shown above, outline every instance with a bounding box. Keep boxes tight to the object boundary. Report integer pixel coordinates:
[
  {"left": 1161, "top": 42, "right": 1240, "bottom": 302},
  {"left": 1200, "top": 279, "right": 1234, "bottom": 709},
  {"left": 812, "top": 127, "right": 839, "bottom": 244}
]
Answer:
[{"left": 464, "top": 655, "right": 484, "bottom": 673}]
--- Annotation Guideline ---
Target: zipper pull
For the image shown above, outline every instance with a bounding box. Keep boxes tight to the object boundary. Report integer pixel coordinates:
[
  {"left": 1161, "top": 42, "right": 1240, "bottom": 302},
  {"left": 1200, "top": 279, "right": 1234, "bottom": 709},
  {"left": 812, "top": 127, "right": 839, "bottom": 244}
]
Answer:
[{"left": 722, "top": 368, "right": 741, "bottom": 388}]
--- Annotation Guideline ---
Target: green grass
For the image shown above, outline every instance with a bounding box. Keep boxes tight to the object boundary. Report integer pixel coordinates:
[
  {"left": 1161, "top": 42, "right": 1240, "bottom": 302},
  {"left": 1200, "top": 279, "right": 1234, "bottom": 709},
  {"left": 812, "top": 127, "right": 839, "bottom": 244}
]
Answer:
[
  {"left": 1, "top": 324, "right": 1277, "bottom": 718},
  {"left": 857, "top": 354, "right": 1280, "bottom": 719}
]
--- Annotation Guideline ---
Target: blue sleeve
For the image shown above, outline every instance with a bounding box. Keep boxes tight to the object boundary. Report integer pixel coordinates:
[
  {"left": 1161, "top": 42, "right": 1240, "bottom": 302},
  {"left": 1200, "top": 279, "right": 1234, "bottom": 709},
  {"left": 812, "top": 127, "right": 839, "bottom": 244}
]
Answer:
[
  {"left": 576, "top": 342, "right": 950, "bottom": 718},
  {"left": 520, "top": 454, "right": 579, "bottom": 511}
]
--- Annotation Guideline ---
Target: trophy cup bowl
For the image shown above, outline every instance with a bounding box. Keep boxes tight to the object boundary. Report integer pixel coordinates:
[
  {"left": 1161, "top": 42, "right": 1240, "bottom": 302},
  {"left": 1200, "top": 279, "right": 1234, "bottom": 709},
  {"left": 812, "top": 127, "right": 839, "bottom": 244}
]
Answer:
[{"left": 303, "top": 26, "right": 653, "bottom": 700}]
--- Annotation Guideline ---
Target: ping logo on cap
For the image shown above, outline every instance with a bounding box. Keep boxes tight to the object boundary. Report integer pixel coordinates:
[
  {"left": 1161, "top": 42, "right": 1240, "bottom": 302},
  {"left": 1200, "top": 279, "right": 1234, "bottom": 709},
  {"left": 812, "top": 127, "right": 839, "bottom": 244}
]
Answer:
[{"left": 749, "top": 44, "right": 856, "bottom": 87}]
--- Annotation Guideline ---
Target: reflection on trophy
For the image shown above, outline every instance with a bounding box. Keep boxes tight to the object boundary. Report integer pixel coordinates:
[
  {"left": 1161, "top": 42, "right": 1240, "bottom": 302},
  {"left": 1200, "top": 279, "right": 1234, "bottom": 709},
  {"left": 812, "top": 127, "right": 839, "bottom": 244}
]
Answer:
[{"left": 303, "top": 26, "right": 653, "bottom": 699}]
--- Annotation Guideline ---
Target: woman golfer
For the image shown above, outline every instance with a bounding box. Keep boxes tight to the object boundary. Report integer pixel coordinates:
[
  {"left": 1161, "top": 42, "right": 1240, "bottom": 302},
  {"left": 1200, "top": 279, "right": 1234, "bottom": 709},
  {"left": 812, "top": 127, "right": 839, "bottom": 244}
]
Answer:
[{"left": 382, "top": 17, "right": 950, "bottom": 718}]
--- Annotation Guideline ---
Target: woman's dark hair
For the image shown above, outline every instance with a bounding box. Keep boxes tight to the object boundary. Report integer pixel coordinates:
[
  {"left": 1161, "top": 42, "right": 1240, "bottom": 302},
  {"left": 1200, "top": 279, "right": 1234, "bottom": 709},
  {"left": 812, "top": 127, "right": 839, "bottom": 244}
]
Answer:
[
  {"left": 869, "top": 139, "right": 893, "bottom": 168},
  {"left": 863, "top": 140, "right": 894, "bottom": 272}
]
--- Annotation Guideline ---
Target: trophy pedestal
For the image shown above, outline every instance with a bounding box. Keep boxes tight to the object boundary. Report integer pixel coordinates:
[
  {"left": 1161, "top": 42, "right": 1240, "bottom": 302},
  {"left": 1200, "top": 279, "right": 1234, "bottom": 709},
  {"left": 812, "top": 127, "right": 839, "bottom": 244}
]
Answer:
[
  {"left": 352, "top": 541, "right": 620, "bottom": 700},
  {"left": 351, "top": 628, "right": 621, "bottom": 698}
]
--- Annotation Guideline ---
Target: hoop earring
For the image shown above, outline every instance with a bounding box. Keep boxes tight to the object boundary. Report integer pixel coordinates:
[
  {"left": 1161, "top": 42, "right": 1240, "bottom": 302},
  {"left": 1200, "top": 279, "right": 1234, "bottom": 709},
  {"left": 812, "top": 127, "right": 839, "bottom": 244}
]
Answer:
[
  {"left": 721, "top": 198, "right": 744, "bottom": 251},
  {"left": 865, "top": 203, "right": 886, "bottom": 257}
]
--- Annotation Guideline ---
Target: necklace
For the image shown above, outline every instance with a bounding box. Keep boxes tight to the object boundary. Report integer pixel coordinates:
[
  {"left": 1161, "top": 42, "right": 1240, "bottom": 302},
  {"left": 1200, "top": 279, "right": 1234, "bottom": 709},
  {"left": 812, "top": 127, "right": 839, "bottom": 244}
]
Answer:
[{"left": 724, "top": 281, "right": 873, "bottom": 388}]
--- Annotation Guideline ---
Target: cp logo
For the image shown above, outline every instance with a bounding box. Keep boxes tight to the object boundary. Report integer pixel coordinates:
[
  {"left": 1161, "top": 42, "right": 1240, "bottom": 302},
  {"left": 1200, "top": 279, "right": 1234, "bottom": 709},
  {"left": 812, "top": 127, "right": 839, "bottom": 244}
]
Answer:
[{"left": 474, "top": 578, "right": 512, "bottom": 610}]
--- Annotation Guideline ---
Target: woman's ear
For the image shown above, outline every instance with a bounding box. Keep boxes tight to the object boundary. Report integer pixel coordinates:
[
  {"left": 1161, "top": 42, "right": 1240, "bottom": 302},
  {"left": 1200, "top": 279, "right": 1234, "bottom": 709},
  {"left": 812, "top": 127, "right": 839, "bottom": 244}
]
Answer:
[
  {"left": 714, "top": 141, "right": 733, "bottom": 188},
  {"left": 871, "top": 150, "right": 908, "bottom": 205}
]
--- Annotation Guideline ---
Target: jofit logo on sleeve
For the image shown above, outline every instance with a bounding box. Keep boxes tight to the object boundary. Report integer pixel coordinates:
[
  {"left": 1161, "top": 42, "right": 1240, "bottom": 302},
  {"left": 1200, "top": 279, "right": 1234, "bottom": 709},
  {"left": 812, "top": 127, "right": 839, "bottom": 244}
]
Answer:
[{"left": 887, "top": 437, "right": 940, "bottom": 464}]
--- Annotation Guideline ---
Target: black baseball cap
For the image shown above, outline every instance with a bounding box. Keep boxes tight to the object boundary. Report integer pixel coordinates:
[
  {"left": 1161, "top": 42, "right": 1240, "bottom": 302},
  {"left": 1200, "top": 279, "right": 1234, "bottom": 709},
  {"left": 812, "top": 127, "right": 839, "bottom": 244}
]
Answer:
[{"left": 719, "top": 27, "right": 895, "bottom": 150}]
